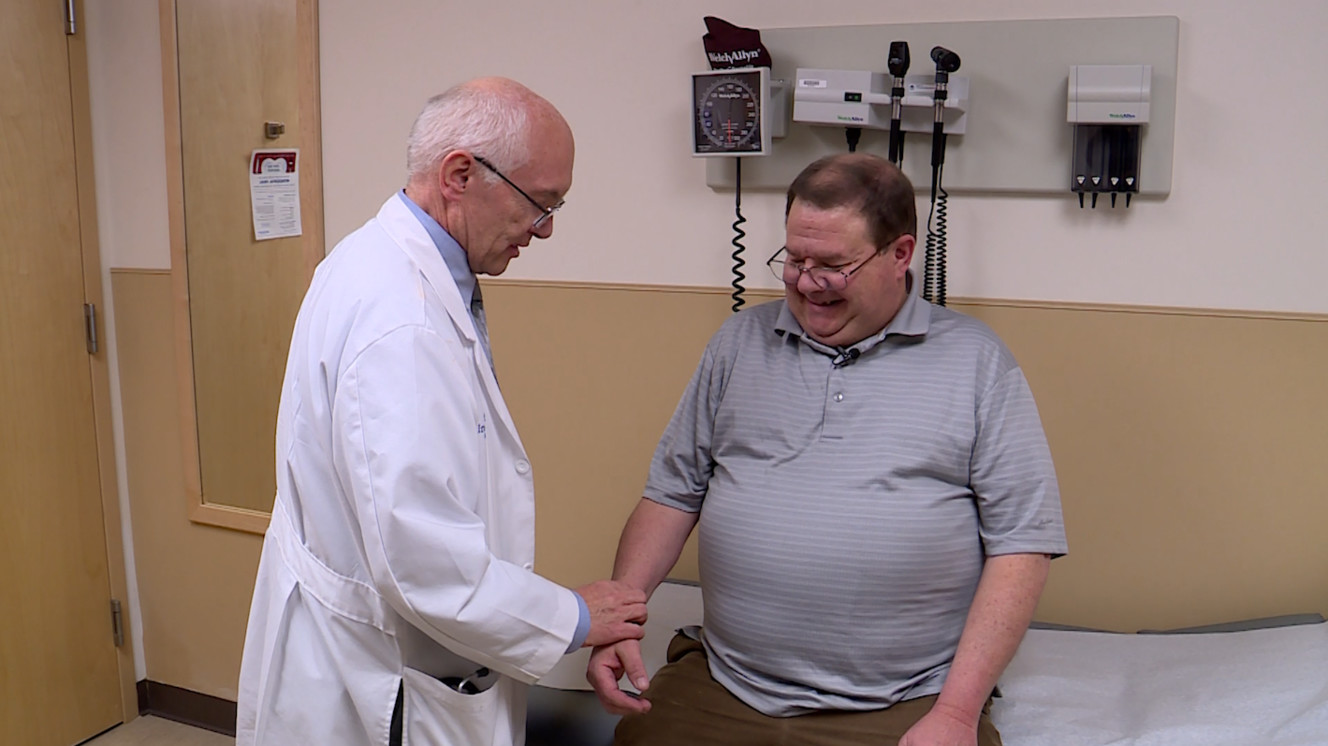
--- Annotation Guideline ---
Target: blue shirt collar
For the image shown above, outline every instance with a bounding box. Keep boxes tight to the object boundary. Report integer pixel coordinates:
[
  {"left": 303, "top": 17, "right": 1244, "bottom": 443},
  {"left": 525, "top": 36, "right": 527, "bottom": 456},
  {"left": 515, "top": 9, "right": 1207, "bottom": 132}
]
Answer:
[{"left": 397, "top": 189, "right": 478, "bottom": 306}]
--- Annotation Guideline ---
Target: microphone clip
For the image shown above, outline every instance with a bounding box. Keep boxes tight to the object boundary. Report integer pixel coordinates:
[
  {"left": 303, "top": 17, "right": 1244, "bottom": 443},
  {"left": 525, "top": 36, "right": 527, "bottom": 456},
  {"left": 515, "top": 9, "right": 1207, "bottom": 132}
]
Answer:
[{"left": 831, "top": 347, "right": 861, "bottom": 368}]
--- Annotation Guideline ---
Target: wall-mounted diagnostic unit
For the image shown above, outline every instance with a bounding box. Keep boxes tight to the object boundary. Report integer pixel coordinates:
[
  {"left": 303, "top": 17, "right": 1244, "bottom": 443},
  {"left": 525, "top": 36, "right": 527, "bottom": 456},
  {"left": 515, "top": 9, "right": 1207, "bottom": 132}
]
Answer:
[
  {"left": 702, "top": 17, "right": 1177, "bottom": 197},
  {"left": 1068, "top": 64, "right": 1152, "bottom": 208},
  {"left": 691, "top": 67, "right": 773, "bottom": 157},
  {"left": 791, "top": 68, "right": 968, "bottom": 135}
]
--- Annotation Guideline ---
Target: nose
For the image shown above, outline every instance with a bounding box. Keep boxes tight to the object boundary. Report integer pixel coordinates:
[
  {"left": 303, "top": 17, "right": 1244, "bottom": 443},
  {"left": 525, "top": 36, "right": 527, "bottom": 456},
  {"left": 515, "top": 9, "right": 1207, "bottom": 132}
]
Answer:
[
  {"left": 793, "top": 266, "right": 826, "bottom": 292},
  {"left": 531, "top": 216, "right": 554, "bottom": 240}
]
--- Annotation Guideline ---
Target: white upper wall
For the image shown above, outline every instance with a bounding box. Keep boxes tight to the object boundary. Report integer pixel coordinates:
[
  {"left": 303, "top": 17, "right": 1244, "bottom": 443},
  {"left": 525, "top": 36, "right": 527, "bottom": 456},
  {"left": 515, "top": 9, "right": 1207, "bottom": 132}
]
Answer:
[
  {"left": 320, "top": 0, "right": 1328, "bottom": 314},
  {"left": 87, "top": 0, "right": 171, "bottom": 271},
  {"left": 90, "top": 1, "right": 1328, "bottom": 314}
]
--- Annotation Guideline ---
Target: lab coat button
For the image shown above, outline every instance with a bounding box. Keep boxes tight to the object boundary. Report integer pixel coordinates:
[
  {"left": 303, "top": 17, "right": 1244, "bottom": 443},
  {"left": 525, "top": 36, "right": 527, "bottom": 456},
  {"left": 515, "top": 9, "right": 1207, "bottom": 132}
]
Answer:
[
  {"left": 833, "top": 392, "right": 844, "bottom": 402},
  {"left": 515, "top": 460, "right": 531, "bottom": 475},
  {"left": 522, "top": 562, "right": 534, "bottom": 571}
]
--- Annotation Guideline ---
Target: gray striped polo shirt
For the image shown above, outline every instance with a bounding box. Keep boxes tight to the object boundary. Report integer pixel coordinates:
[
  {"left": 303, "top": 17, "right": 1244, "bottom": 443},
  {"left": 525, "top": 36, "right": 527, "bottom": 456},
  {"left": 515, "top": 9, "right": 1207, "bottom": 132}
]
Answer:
[{"left": 643, "top": 280, "right": 1067, "bottom": 717}]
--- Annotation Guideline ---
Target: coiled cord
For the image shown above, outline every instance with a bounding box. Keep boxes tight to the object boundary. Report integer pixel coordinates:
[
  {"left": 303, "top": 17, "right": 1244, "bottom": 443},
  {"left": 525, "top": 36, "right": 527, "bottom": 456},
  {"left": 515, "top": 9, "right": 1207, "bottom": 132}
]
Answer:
[
  {"left": 730, "top": 157, "right": 747, "bottom": 313},
  {"left": 924, "top": 163, "right": 949, "bottom": 307}
]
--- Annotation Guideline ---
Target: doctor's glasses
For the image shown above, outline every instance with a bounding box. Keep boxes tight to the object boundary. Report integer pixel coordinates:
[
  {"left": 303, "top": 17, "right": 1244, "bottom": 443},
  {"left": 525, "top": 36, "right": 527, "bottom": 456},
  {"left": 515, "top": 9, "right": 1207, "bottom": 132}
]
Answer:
[{"left": 473, "top": 155, "right": 564, "bottom": 231}]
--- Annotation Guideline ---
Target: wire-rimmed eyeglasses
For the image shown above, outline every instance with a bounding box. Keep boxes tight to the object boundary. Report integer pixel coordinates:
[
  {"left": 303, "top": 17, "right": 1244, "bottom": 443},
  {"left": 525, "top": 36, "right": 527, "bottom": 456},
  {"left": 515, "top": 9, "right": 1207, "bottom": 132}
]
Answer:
[
  {"left": 766, "top": 240, "right": 895, "bottom": 291},
  {"left": 473, "top": 155, "right": 564, "bottom": 231}
]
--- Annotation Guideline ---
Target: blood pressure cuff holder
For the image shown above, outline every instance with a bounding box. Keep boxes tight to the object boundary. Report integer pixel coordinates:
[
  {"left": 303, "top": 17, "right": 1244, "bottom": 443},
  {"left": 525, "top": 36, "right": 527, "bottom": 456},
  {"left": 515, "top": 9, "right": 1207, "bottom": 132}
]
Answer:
[{"left": 702, "top": 16, "right": 772, "bottom": 70}]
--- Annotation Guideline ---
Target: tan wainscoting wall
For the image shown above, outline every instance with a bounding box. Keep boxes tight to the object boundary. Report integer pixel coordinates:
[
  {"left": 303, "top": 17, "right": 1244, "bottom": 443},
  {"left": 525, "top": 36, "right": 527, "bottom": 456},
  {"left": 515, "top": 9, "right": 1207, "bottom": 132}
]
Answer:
[
  {"left": 113, "top": 269, "right": 262, "bottom": 700},
  {"left": 483, "top": 280, "right": 1328, "bottom": 633},
  {"left": 112, "top": 270, "right": 1327, "bottom": 699}
]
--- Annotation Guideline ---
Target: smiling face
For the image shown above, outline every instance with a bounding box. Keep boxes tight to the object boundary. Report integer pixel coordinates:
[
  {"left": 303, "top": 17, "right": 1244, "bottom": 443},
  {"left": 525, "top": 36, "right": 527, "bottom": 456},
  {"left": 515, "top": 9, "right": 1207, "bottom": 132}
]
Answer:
[{"left": 782, "top": 199, "right": 914, "bottom": 347}]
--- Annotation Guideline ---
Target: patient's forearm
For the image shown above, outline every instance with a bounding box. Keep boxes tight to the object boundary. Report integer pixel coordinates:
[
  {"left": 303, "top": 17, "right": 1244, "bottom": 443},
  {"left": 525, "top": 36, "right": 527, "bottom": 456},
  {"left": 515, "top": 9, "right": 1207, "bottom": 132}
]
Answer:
[
  {"left": 935, "top": 553, "right": 1051, "bottom": 724},
  {"left": 612, "top": 498, "right": 699, "bottom": 597}
]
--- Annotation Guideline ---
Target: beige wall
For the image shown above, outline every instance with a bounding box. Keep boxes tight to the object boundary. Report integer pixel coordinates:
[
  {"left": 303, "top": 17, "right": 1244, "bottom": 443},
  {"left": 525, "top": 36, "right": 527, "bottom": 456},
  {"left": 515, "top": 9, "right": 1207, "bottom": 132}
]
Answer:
[
  {"left": 110, "top": 270, "right": 1328, "bottom": 703},
  {"left": 958, "top": 300, "right": 1328, "bottom": 630},
  {"left": 91, "top": 0, "right": 1328, "bottom": 701},
  {"left": 112, "top": 270, "right": 262, "bottom": 700},
  {"left": 484, "top": 282, "right": 1328, "bottom": 633}
]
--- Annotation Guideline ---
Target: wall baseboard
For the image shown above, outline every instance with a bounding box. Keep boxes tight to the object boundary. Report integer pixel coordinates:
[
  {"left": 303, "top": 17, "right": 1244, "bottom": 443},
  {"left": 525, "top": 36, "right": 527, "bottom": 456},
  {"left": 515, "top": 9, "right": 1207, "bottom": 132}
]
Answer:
[{"left": 136, "top": 680, "right": 236, "bottom": 736}]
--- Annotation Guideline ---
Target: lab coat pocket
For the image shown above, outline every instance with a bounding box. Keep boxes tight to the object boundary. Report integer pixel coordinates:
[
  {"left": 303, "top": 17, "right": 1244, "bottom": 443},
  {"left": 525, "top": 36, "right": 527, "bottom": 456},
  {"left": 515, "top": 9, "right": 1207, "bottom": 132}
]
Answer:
[{"left": 402, "top": 666, "right": 517, "bottom": 746}]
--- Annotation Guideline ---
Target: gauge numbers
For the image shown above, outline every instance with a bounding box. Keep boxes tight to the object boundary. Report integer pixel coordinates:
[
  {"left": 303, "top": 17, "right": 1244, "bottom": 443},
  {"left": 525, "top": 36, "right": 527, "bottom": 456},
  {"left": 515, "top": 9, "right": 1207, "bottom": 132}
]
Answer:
[{"left": 692, "top": 68, "right": 770, "bottom": 157}]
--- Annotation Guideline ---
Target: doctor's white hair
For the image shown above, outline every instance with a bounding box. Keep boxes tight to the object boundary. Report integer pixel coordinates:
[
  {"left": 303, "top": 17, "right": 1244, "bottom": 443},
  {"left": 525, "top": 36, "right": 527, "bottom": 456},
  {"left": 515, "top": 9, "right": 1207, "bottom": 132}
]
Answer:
[{"left": 405, "top": 80, "right": 533, "bottom": 184}]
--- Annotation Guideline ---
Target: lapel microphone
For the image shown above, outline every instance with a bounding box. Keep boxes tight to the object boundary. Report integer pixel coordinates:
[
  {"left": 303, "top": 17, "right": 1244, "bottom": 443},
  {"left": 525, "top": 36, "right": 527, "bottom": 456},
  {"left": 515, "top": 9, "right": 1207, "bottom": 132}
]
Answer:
[{"left": 832, "top": 347, "right": 861, "bottom": 368}]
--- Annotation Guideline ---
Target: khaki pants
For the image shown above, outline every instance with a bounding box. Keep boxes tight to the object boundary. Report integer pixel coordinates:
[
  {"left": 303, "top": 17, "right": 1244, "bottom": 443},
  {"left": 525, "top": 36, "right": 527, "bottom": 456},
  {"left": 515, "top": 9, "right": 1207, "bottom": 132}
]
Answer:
[{"left": 614, "top": 634, "right": 1002, "bottom": 746}]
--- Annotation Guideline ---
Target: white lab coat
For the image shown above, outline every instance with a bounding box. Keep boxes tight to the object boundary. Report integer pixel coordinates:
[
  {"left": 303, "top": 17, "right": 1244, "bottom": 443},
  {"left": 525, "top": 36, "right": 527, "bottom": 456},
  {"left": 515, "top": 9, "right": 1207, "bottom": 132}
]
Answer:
[{"left": 236, "top": 194, "right": 581, "bottom": 746}]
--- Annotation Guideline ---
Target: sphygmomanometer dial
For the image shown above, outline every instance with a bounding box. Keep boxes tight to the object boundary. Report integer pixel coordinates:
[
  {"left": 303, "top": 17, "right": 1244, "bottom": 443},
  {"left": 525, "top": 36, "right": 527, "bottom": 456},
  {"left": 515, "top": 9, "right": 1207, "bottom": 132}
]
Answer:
[{"left": 694, "top": 73, "right": 764, "bottom": 154}]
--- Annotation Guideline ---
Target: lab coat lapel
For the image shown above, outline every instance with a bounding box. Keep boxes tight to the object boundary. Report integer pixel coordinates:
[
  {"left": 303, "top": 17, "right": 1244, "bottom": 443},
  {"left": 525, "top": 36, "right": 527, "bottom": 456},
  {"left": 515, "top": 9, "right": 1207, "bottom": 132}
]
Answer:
[{"left": 374, "top": 196, "right": 526, "bottom": 452}]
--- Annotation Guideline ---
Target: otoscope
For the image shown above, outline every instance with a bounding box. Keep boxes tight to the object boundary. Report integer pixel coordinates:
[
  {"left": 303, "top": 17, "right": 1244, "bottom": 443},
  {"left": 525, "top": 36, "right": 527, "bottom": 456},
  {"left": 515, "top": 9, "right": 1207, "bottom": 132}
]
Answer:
[
  {"left": 924, "top": 45, "right": 960, "bottom": 307},
  {"left": 928, "top": 46, "right": 960, "bottom": 165},
  {"left": 887, "top": 41, "right": 910, "bottom": 167}
]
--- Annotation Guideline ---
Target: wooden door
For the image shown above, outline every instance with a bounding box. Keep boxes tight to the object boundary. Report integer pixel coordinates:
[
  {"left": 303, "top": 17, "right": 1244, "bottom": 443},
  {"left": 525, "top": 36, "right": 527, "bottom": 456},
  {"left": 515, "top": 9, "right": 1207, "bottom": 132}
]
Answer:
[
  {"left": 0, "top": 1, "right": 124, "bottom": 743},
  {"left": 166, "top": 0, "right": 322, "bottom": 527}
]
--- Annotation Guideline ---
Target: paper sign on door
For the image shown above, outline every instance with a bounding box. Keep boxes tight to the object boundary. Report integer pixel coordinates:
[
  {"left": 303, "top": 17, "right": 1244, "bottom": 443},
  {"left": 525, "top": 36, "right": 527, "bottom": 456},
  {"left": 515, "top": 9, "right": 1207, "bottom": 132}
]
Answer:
[{"left": 250, "top": 149, "right": 302, "bottom": 241}]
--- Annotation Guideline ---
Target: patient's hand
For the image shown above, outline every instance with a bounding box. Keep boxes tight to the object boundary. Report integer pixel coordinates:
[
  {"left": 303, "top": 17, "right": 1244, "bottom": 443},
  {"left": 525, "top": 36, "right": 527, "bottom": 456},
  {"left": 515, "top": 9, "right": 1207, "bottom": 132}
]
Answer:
[
  {"left": 587, "top": 639, "right": 651, "bottom": 715},
  {"left": 899, "top": 701, "right": 978, "bottom": 746}
]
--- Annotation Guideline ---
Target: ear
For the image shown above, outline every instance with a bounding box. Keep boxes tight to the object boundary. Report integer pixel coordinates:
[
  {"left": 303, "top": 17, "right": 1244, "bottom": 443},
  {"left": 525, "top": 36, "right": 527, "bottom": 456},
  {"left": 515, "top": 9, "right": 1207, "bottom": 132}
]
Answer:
[
  {"left": 437, "top": 150, "right": 474, "bottom": 201},
  {"left": 890, "top": 235, "right": 916, "bottom": 277}
]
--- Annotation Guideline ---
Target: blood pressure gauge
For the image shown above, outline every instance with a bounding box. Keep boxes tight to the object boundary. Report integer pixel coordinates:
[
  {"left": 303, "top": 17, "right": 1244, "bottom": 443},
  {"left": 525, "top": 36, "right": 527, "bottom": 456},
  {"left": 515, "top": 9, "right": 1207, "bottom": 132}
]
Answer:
[{"left": 691, "top": 67, "right": 771, "bottom": 157}]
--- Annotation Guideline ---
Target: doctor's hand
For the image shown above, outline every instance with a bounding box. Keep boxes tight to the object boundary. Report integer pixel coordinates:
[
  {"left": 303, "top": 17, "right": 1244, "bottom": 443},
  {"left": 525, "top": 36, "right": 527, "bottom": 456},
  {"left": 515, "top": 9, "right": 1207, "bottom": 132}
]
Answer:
[
  {"left": 575, "top": 580, "right": 648, "bottom": 648},
  {"left": 587, "top": 639, "right": 651, "bottom": 715}
]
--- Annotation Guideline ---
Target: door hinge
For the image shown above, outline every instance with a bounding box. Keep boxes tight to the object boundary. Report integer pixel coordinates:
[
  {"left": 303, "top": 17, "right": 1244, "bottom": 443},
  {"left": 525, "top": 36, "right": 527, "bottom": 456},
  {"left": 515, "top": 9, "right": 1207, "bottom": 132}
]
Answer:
[
  {"left": 111, "top": 599, "right": 124, "bottom": 647},
  {"left": 64, "top": 0, "right": 77, "bottom": 35},
  {"left": 84, "top": 302, "right": 98, "bottom": 354}
]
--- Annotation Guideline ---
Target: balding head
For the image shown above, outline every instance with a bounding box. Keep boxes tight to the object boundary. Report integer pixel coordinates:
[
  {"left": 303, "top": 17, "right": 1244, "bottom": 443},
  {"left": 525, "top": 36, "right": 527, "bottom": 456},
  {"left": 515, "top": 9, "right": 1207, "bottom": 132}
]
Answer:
[
  {"left": 403, "top": 77, "right": 575, "bottom": 276},
  {"left": 405, "top": 76, "right": 572, "bottom": 187}
]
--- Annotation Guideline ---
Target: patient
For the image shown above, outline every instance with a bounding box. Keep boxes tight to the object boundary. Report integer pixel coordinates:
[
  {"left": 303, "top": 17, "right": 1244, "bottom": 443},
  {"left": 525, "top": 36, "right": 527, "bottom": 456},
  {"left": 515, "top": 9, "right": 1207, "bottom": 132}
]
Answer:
[{"left": 586, "top": 153, "right": 1068, "bottom": 746}]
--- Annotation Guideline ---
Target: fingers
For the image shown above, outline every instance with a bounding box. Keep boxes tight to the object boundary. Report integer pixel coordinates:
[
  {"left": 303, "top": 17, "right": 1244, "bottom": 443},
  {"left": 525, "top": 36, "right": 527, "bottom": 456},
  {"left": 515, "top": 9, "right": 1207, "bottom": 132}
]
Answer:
[
  {"left": 576, "top": 579, "right": 647, "bottom": 607},
  {"left": 586, "top": 643, "right": 652, "bottom": 716},
  {"left": 583, "top": 619, "right": 645, "bottom": 649},
  {"left": 585, "top": 648, "right": 626, "bottom": 704},
  {"left": 601, "top": 687, "right": 652, "bottom": 716},
  {"left": 577, "top": 579, "right": 652, "bottom": 648},
  {"left": 620, "top": 643, "right": 651, "bottom": 693},
  {"left": 625, "top": 602, "right": 649, "bottom": 625}
]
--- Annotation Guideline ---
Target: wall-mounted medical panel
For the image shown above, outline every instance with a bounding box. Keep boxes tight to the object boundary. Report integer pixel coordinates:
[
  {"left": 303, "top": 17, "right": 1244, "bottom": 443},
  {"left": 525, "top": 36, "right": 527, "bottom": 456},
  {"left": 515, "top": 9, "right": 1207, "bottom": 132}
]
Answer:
[{"left": 704, "top": 16, "right": 1178, "bottom": 197}]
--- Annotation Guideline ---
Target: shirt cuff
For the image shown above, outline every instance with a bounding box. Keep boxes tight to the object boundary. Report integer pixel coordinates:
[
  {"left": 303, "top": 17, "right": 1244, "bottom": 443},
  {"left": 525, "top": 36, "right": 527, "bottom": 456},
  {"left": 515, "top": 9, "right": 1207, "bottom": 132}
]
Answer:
[{"left": 566, "top": 592, "right": 591, "bottom": 653}]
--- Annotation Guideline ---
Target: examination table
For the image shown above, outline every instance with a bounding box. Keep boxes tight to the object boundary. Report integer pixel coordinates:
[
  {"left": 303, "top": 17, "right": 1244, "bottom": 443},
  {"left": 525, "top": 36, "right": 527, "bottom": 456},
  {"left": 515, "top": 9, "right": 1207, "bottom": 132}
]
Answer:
[{"left": 526, "top": 581, "right": 1328, "bottom": 745}]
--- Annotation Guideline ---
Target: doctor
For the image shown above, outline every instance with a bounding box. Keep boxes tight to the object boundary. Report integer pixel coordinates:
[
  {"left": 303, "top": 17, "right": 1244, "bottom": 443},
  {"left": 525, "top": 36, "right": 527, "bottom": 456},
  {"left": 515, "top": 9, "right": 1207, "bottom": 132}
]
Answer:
[{"left": 237, "top": 77, "right": 648, "bottom": 746}]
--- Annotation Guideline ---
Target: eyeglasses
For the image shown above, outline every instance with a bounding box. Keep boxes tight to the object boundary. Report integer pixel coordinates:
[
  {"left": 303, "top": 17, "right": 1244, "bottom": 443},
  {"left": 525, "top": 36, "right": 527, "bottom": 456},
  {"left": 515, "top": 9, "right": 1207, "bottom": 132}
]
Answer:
[
  {"left": 473, "top": 155, "right": 565, "bottom": 231},
  {"left": 766, "top": 241, "right": 894, "bottom": 291}
]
